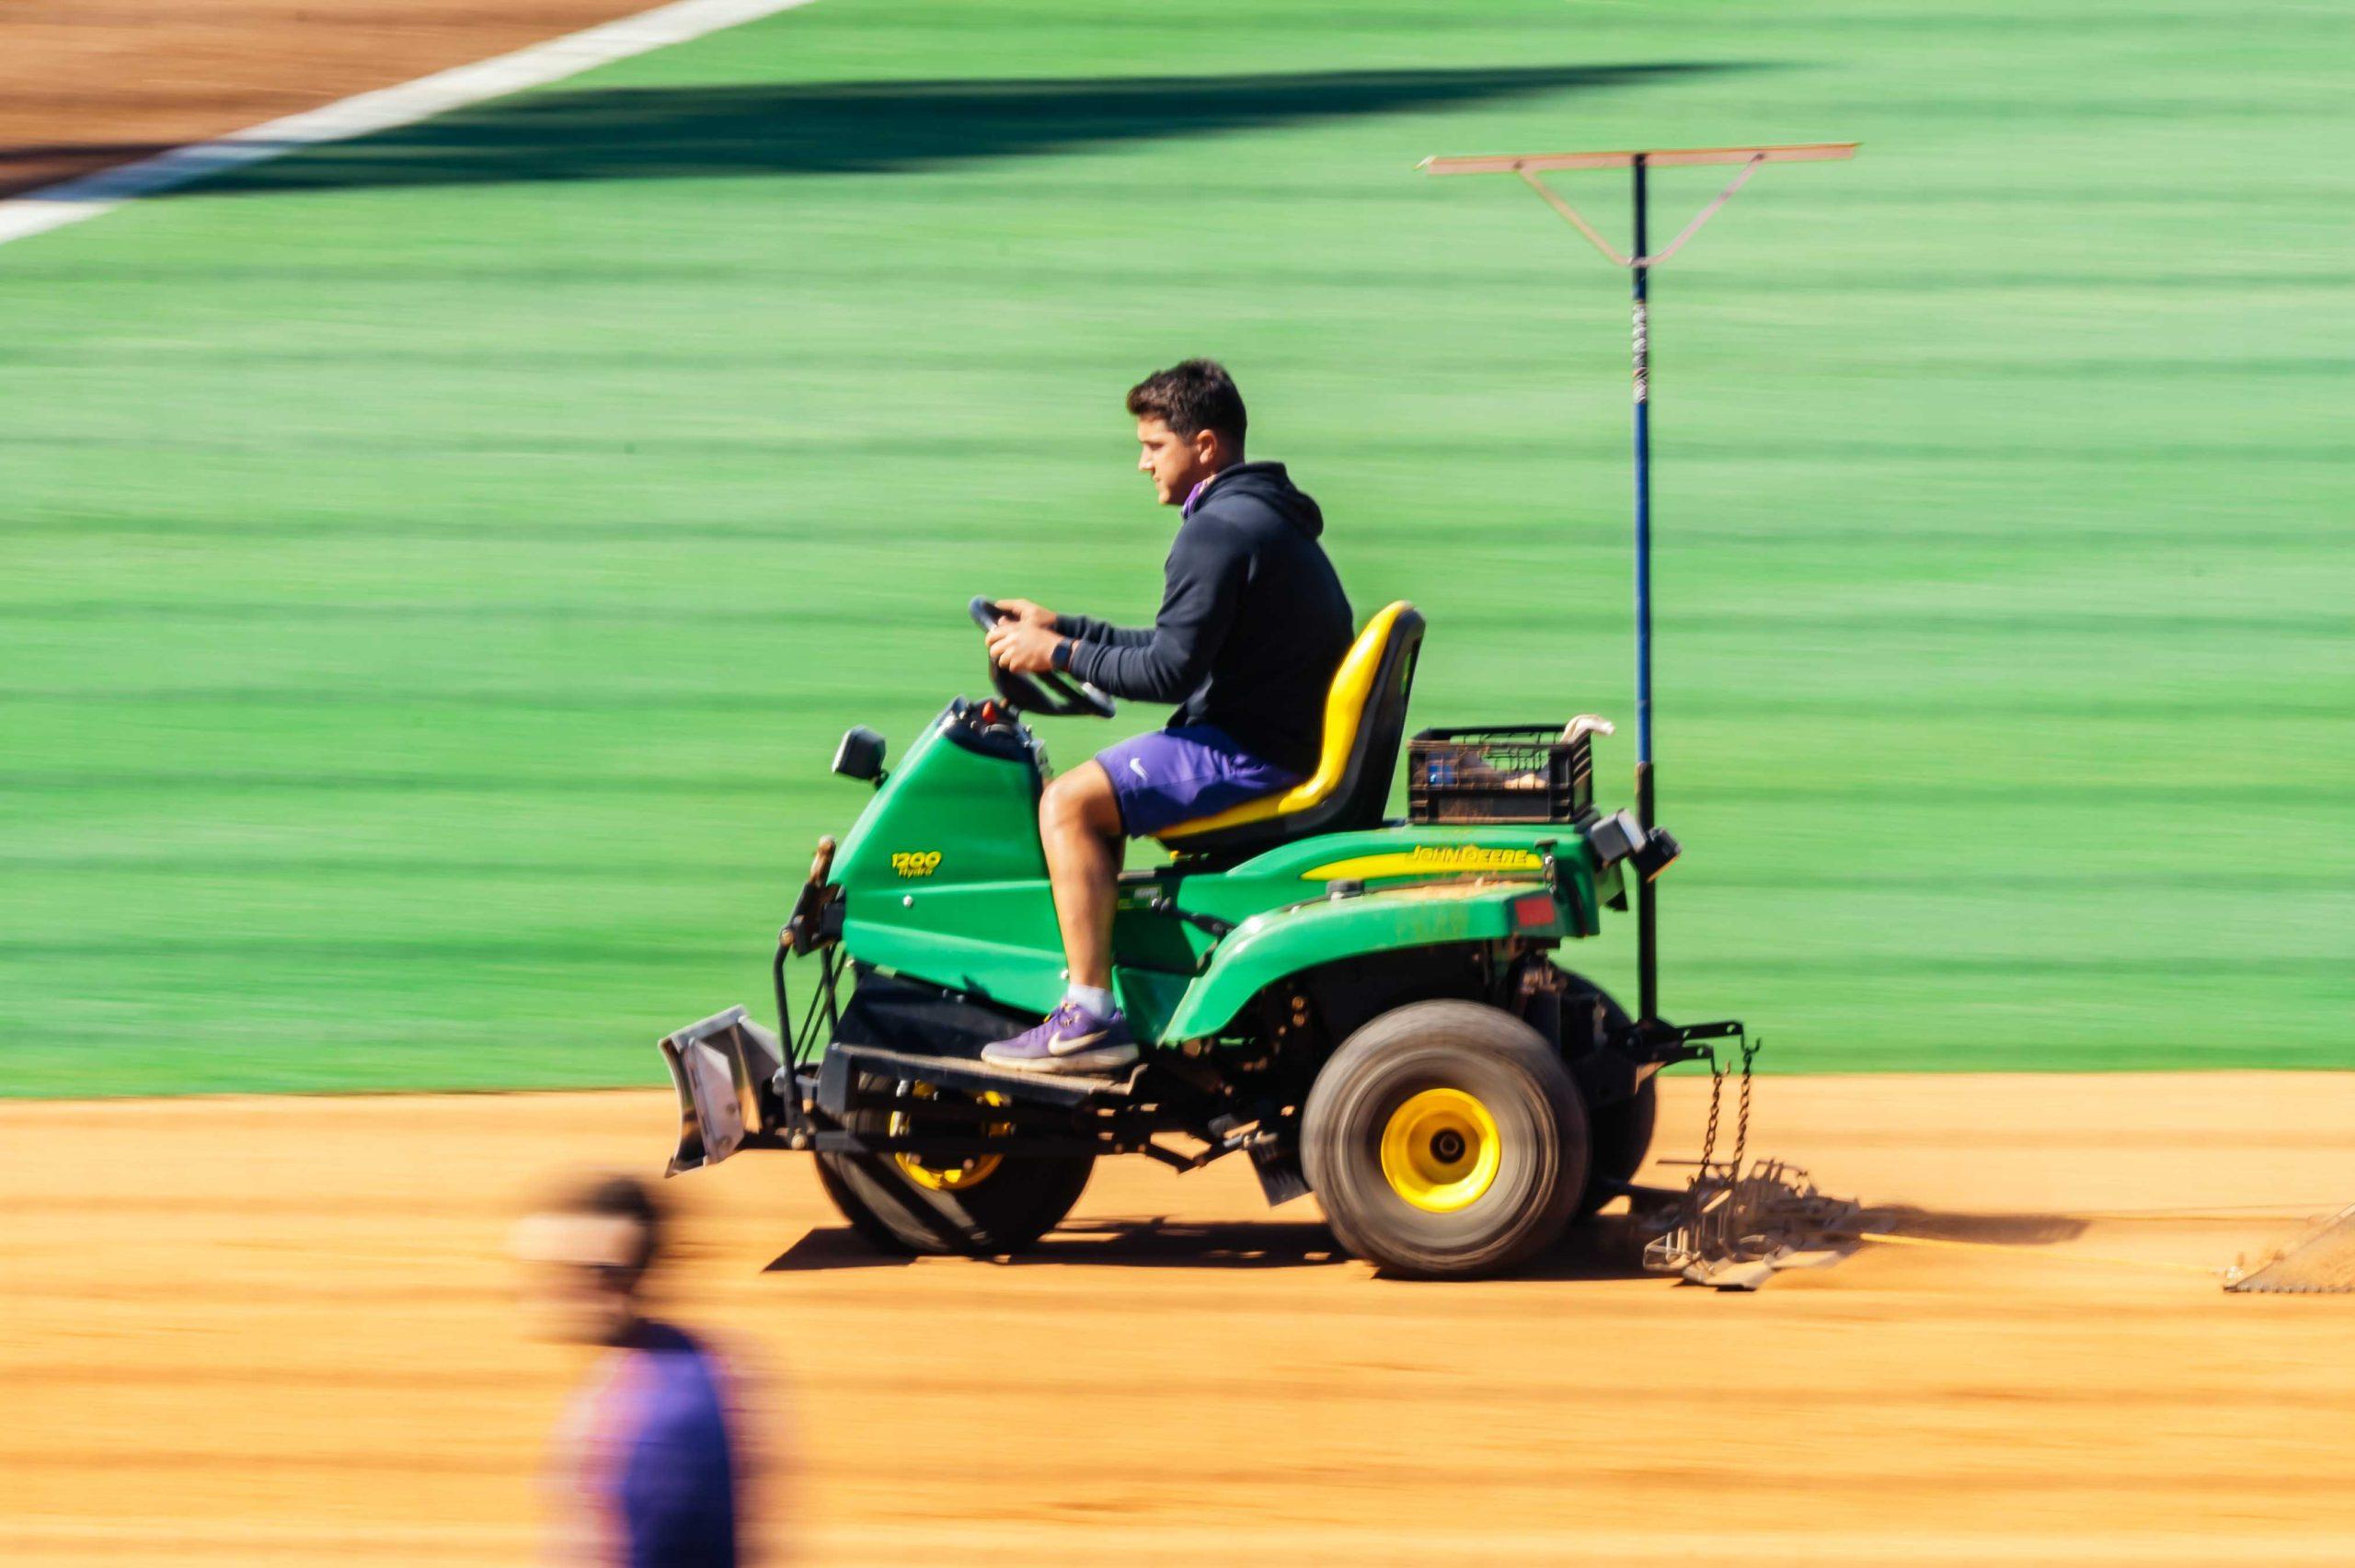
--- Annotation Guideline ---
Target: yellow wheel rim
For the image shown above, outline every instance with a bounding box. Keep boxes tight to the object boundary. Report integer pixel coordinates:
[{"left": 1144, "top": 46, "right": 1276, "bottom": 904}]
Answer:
[
  {"left": 892, "top": 1086, "right": 1006, "bottom": 1193},
  {"left": 1379, "top": 1087, "right": 1502, "bottom": 1214}
]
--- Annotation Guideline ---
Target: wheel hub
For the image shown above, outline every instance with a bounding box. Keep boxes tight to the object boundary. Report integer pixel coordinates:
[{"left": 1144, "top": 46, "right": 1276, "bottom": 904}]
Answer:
[
  {"left": 1379, "top": 1087, "right": 1503, "bottom": 1214},
  {"left": 891, "top": 1085, "right": 1007, "bottom": 1192}
]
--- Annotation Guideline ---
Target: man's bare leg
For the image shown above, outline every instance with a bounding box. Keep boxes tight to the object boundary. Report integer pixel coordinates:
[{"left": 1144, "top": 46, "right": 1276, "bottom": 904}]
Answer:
[
  {"left": 1038, "top": 761, "right": 1121, "bottom": 991},
  {"left": 979, "top": 761, "right": 1139, "bottom": 1071}
]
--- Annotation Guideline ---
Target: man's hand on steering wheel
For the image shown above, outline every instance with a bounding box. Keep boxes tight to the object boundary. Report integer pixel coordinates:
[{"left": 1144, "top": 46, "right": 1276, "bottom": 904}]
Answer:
[
  {"left": 984, "top": 617, "right": 1063, "bottom": 674},
  {"left": 969, "top": 598, "right": 1116, "bottom": 719},
  {"left": 990, "top": 598, "right": 1057, "bottom": 629}
]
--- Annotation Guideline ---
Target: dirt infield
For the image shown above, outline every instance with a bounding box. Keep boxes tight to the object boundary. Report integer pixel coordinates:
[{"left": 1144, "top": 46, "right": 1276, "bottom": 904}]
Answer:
[
  {"left": 0, "top": 0, "right": 663, "bottom": 198},
  {"left": 5, "top": 1072, "right": 2352, "bottom": 1564}
]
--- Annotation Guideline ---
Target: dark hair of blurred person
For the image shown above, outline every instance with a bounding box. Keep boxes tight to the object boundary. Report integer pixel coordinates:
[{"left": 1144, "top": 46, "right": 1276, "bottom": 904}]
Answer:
[{"left": 514, "top": 1173, "right": 762, "bottom": 1567}]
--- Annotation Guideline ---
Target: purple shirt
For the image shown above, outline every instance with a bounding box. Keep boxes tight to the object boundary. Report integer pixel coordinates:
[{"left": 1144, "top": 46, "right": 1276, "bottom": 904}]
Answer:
[
  {"left": 549, "top": 1322, "right": 744, "bottom": 1568},
  {"left": 1181, "top": 469, "right": 1225, "bottom": 518}
]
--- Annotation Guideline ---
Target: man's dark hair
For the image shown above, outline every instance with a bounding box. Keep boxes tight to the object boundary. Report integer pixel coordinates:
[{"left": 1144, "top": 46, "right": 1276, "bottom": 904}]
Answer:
[
  {"left": 569, "top": 1171, "right": 662, "bottom": 1284},
  {"left": 1126, "top": 359, "right": 1246, "bottom": 451}
]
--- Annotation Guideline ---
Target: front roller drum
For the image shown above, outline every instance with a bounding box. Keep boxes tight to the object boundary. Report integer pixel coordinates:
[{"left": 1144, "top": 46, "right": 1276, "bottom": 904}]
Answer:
[{"left": 1304, "top": 1001, "right": 1590, "bottom": 1278}]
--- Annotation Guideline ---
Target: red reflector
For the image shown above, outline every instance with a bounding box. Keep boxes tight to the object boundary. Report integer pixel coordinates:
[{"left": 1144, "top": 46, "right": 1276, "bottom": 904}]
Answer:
[{"left": 1511, "top": 892, "right": 1557, "bottom": 930}]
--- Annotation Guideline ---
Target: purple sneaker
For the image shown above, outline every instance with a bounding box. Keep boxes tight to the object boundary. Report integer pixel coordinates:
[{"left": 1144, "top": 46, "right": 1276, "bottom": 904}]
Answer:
[{"left": 980, "top": 1001, "right": 1139, "bottom": 1075}]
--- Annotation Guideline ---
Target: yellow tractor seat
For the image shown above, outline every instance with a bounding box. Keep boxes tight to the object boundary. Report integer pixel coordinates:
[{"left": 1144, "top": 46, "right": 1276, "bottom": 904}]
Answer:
[{"left": 1156, "top": 601, "right": 1425, "bottom": 859}]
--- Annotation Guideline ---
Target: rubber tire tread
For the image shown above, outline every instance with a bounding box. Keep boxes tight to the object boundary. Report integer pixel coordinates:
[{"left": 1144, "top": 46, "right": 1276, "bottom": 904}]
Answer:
[
  {"left": 813, "top": 1085, "right": 1095, "bottom": 1257},
  {"left": 1304, "top": 1000, "right": 1589, "bottom": 1279}
]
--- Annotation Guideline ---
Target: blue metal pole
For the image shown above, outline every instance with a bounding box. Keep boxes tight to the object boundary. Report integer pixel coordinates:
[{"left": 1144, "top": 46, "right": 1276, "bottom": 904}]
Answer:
[
  {"left": 1631, "top": 155, "right": 1660, "bottom": 1025},
  {"left": 1631, "top": 155, "right": 1653, "bottom": 770}
]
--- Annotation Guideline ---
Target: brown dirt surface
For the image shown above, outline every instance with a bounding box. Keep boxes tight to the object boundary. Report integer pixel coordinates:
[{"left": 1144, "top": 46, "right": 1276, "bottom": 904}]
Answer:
[
  {"left": 5, "top": 1071, "right": 2354, "bottom": 1564},
  {"left": 0, "top": 1, "right": 668, "bottom": 198}
]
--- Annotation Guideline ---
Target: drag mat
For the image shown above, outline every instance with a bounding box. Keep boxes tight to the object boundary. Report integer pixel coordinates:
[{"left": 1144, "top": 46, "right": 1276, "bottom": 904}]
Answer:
[{"left": 4, "top": 1072, "right": 2353, "bottom": 1564}]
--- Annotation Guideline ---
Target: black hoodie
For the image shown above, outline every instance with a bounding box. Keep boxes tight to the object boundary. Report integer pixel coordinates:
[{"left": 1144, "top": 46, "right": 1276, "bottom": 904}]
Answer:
[{"left": 1056, "top": 462, "right": 1354, "bottom": 776}]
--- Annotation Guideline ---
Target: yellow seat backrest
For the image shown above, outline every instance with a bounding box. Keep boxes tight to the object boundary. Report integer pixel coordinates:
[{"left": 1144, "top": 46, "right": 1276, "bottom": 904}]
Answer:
[{"left": 1157, "top": 601, "right": 1414, "bottom": 842}]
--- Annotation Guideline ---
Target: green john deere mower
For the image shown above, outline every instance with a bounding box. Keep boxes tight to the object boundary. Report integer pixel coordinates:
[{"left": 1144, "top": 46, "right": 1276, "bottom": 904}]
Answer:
[
  {"left": 659, "top": 596, "right": 1729, "bottom": 1279},
  {"left": 656, "top": 141, "right": 1865, "bottom": 1280}
]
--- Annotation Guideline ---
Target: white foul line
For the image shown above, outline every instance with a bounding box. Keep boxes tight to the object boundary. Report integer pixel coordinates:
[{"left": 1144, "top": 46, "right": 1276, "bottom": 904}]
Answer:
[{"left": 0, "top": 0, "right": 823, "bottom": 248}]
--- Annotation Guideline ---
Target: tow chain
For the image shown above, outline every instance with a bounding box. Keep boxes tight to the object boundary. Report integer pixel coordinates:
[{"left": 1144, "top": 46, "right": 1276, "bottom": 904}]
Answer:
[
  {"left": 1694, "top": 1035, "right": 1757, "bottom": 1173},
  {"left": 1697, "top": 1055, "right": 1726, "bottom": 1168},
  {"left": 1732, "top": 1036, "right": 1756, "bottom": 1173},
  {"left": 1647, "top": 1034, "right": 1873, "bottom": 1289}
]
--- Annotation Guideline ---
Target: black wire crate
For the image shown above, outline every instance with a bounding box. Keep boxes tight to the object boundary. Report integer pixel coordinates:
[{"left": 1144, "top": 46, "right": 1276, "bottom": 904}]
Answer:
[{"left": 1406, "top": 727, "right": 1595, "bottom": 825}]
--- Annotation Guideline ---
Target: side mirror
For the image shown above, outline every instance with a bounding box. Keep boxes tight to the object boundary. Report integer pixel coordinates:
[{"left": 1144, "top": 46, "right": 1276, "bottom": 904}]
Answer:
[{"left": 832, "top": 727, "right": 887, "bottom": 784}]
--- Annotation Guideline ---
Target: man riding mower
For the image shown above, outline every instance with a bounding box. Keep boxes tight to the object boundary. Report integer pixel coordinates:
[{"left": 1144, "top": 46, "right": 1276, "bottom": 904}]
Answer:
[
  {"left": 975, "top": 361, "right": 1353, "bottom": 1073},
  {"left": 658, "top": 361, "right": 1705, "bottom": 1279}
]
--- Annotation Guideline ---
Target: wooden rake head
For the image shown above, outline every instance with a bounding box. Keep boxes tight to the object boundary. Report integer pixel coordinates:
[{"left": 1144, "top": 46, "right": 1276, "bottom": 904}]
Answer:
[{"left": 1418, "top": 142, "right": 1857, "bottom": 269}]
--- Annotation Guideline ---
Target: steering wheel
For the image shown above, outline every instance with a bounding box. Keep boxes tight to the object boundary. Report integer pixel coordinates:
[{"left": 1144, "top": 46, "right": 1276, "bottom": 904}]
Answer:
[{"left": 968, "top": 598, "right": 1118, "bottom": 720}]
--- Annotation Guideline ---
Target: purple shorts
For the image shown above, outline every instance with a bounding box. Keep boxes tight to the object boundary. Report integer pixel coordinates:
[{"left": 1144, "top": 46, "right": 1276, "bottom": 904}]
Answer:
[{"left": 1094, "top": 725, "right": 1302, "bottom": 838}]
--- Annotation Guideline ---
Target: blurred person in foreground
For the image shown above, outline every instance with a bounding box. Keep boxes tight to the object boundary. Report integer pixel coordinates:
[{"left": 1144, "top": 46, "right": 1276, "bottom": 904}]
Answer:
[{"left": 513, "top": 1173, "right": 770, "bottom": 1566}]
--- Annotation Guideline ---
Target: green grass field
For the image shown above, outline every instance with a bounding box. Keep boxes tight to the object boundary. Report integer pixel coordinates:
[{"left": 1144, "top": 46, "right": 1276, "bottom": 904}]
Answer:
[{"left": 4, "top": 0, "right": 2349, "bottom": 1094}]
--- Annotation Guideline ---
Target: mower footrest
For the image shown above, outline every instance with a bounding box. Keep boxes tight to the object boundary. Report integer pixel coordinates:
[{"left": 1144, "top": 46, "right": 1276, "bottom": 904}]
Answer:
[{"left": 815, "top": 1042, "right": 1137, "bottom": 1117}]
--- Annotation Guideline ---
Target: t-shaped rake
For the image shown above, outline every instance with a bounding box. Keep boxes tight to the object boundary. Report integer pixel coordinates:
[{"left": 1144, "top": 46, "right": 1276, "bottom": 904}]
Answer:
[{"left": 1417, "top": 143, "right": 1855, "bottom": 1026}]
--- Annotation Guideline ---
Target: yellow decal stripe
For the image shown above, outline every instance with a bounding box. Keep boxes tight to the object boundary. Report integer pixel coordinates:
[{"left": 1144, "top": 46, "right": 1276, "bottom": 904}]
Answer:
[{"left": 1302, "top": 847, "right": 1544, "bottom": 882}]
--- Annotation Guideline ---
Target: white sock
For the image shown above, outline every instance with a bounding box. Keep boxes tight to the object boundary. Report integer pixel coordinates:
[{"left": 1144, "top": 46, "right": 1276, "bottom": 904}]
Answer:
[{"left": 1065, "top": 984, "right": 1116, "bottom": 1017}]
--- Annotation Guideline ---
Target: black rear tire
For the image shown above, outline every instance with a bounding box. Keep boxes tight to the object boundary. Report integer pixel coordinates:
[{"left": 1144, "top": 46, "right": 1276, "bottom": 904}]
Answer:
[
  {"left": 1304, "top": 1000, "right": 1589, "bottom": 1279},
  {"left": 813, "top": 1081, "right": 1095, "bottom": 1256},
  {"left": 1579, "top": 1075, "right": 1658, "bottom": 1215}
]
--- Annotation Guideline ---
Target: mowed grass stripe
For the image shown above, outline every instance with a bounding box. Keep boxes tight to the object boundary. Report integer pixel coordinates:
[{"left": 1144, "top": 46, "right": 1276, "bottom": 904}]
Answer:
[{"left": 0, "top": 0, "right": 2348, "bottom": 1092}]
